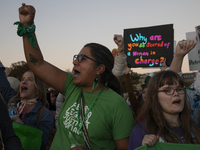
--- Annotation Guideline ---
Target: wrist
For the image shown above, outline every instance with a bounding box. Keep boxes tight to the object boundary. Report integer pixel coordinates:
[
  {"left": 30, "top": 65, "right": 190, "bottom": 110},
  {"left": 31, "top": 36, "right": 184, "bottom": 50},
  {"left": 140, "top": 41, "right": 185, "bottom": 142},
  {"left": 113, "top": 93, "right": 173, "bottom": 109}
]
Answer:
[
  {"left": 23, "top": 22, "right": 34, "bottom": 27},
  {"left": 117, "top": 52, "right": 124, "bottom": 57},
  {"left": 14, "top": 21, "right": 38, "bottom": 49},
  {"left": 117, "top": 46, "right": 124, "bottom": 52},
  {"left": 173, "top": 54, "right": 184, "bottom": 61}
]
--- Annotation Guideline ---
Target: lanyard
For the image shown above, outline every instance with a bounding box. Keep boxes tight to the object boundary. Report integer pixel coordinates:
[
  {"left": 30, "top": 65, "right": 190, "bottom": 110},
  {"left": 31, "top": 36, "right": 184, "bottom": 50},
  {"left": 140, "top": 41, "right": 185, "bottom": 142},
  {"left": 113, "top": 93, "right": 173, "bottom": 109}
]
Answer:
[
  {"left": 169, "top": 125, "right": 184, "bottom": 143},
  {"left": 169, "top": 130, "right": 181, "bottom": 143},
  {"left": 77, "top": 86, "right": 106, "bottom": 133}
]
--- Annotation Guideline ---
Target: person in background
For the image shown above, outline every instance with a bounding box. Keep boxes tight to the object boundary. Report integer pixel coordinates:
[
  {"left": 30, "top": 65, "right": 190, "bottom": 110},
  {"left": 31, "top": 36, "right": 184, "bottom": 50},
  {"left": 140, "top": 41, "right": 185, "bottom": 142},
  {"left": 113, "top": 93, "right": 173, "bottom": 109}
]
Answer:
[
  {"left": 187, "top": 69, "right": 200, "bottom": 92},
  {"left": 8, "top": 70, "right": 54, "bottom": 150},
  {"left": 128, "top": 70, "right": 200, "bottom": 150},
  {"left": 17, "top": 4, "right": 134, "bottom": 150},
  {"left": 49, "top": 89, "right": 58, "bottom": 112},
  {"left": 128, "top": 39, "right": 198, "bottom": 149},
  {"left": 0, "top": 59, "right": 54, "bottom": 150},
  {"left": 55, "top": 93, "right": 65, "bottom": 129},
  {"left": 7, "top": 77, "right": 20, "bottom": 92},
  {"left": 5, "top": 67, "right": 20, "bottom": 92},
  {"left": 49, "top": 89, "right": 58, "bottom": 128},
  {"left": 169, "top": 39, "right": 200, "bottom": 127}
]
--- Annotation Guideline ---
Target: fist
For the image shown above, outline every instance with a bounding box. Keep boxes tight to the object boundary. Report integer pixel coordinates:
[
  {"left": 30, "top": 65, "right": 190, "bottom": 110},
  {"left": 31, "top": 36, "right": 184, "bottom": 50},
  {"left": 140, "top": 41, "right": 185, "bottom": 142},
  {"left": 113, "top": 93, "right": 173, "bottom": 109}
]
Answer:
[
  {"left": 18, "top": 3, "right": 36, "bottom": 27},
  {"left": 113, "top": 34, "right": 124, "bottom": 51}
]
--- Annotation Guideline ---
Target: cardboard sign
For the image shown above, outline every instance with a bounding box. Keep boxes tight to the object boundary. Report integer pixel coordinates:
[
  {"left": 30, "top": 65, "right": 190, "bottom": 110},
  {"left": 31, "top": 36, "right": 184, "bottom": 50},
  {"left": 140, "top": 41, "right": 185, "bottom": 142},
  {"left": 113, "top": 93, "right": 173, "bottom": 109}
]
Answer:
[
  {"left": 186, "top": 25, "right": 200, "bottom": 71},
  {"left": 124, "top": 24, "right": 174, "bottom": 68}
]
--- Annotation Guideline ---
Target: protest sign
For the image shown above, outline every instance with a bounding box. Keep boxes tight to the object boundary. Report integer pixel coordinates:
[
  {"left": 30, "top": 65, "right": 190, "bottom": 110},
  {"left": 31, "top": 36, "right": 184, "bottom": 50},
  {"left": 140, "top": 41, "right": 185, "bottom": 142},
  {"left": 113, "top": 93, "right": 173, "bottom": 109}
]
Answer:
[
  {"left": 186, "top": 25, "right": 200, "bottom": 71},
  {"left": 12, "top": 122, "right": 42, "bottom": 150},
  {"left": 124, "top": 24, "right": 173, "bottom": 68},
  {"left": 135, "top": 142, "right": 200, "bottom": 150}
]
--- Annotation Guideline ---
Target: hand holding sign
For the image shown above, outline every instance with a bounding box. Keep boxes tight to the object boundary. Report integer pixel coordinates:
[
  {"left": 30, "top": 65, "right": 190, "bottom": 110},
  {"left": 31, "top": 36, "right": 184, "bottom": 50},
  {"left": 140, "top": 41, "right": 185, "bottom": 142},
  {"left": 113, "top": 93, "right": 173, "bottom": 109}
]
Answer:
[
  {"left": 142, "top": 134, "right": 159, "bottom": 147},
  {"left": 160, "top": 58, "right": 167, "bottom": 71},
  {"left": 19, "top": 3, "right": 35, "bottom": 27},
  {"left": 175, "top": 40, "right": 197, "bottom": 59}
]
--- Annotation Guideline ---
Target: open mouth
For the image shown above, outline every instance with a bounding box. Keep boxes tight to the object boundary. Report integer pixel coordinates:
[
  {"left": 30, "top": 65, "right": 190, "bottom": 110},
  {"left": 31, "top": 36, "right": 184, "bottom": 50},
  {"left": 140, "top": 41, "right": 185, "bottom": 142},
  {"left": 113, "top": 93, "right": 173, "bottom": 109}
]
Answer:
[
  {"left": 21, "top": 86, "right": 28, "bottom": 92},
  {"left": 172, "top": 100, "right": 181, "bottom": 104},
  {"left": 73, "top": 69, "right": 80, "bottom": 77}
]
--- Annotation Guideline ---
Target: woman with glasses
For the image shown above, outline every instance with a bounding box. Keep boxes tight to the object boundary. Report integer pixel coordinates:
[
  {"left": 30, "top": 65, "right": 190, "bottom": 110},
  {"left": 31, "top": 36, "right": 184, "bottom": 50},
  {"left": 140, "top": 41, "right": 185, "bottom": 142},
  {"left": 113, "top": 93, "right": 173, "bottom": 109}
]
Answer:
[
  {"left": 17, "top": 4, "right": 134, "bottom": 150},
  {"left": 128, "top": 70, "right": 200, "bottom": 150}
]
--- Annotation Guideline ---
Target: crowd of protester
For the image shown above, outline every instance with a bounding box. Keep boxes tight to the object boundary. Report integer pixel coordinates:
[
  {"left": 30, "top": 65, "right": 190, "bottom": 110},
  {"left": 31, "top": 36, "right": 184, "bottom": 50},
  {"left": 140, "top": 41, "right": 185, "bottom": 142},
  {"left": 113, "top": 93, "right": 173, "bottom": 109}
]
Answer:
[{"left": 0, "top": 3, "right": 200, "bottom": 150}]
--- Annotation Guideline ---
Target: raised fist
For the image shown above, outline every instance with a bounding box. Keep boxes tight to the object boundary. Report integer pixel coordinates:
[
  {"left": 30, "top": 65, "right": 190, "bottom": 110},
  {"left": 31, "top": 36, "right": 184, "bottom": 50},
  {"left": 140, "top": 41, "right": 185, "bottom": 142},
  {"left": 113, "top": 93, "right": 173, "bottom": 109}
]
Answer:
[{"left": 18, "top": 3, "right": 36, "bottom": 27}]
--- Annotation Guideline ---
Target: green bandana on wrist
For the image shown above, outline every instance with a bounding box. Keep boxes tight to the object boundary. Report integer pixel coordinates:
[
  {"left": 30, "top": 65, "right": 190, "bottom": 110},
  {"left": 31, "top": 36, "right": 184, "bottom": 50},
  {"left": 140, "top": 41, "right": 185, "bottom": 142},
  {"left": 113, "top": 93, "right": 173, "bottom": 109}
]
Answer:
[{"left": 14, "top": 21, "right": 38, "bottom": 50}]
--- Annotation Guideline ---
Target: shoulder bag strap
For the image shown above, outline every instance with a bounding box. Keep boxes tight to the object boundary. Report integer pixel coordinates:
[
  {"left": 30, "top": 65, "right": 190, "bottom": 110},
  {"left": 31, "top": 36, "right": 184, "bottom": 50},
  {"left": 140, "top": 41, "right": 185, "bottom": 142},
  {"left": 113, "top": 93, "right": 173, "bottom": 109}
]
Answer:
[
  {"left": 37, "top": 107, "right": 45, "bottom": 128},
  {"left": 81, "top": 92, "right": 91, "bottom": 150},
  {"left": 0, "top": 93, "right": 6, "bottom": 104}
]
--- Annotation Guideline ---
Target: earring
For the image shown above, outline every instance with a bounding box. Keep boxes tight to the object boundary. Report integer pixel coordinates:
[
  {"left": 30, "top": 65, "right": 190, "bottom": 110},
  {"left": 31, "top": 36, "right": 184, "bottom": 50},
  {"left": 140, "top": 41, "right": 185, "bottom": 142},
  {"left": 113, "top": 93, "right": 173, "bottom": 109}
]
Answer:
[{"left": 91, "top": 77, "right": 98, "bottom": 92}]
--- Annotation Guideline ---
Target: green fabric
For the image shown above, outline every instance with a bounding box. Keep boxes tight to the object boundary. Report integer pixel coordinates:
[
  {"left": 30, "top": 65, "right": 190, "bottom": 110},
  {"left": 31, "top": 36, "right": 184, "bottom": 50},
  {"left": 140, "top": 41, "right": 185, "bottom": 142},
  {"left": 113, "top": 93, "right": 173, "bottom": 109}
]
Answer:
[
  {"left": 186, "top": 86, "right": 195, "bottom": 90},
  {"left": 50, "top": 73, "right": 135, "bottom": 150},
  {"left": 14, "top": 21, "right": 38, "bottom": 50},
  {"left": 12, "top": 122, "right": 43, "bottom": 150},
  {"left": 135, "top": 142, "right": 200, "bottom": 150}
]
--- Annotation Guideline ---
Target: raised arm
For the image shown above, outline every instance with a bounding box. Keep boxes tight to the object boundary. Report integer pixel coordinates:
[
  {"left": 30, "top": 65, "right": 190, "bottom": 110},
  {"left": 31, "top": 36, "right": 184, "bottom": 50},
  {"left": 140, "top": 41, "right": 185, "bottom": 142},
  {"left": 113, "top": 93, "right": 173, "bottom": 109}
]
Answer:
[
  {"left": 169, "top": 40, "right": 196, "bottom": 73},
  {"left": 112, "top": 34, "right": 127, "bottom": 79},
  {"left": 124, "top": 64, "right": 141, "bottom": 116},
  {"left": 17, "top": 4, "right": 67, "bottom": 94},
  {"left": 0, "top": 62, "right": 16, "bottom": 104}
]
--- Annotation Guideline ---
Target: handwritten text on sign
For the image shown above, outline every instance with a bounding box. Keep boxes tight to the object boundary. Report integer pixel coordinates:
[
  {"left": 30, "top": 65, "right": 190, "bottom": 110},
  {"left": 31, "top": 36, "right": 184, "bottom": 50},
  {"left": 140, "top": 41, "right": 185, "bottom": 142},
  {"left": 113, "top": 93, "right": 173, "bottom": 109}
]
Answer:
[{"left": 124, "top": 24, "right": 173, "bottom": 68}]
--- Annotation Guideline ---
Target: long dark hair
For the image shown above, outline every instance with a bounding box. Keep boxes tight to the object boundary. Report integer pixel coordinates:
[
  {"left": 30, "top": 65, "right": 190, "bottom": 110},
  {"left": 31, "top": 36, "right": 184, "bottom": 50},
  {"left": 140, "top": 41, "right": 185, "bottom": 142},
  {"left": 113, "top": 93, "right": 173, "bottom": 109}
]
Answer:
[
  {"left": 137, "top": 70, "right": 200, "bottom": 144},
  {"left": 84, "top": 43, "right": 122, "bottom": 95}
]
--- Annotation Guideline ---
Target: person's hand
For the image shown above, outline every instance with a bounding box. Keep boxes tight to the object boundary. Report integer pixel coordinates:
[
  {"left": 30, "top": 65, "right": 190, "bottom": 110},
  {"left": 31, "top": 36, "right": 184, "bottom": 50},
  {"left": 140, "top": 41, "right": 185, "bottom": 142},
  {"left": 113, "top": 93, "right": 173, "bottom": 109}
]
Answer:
[
  {"left": 142, "top": 134, "right": 159, "bottom": 147},
  {"left": 18, "top": 3, "right": 36, "bottom": 27},
  {"left": 175, "top": 40, "right": 197, "bottom": 59},
  {"left": 10, "top": 116, "right": 24, "bottom": 124},
  {"left": 70, "top": 146, "right": 89, "bottom": 150},
  {"left": 114, "top": 34, "right": 124, "bottom": 51},
  {"left": 160, "top": 58, "right": 167, "bottom": 71}
]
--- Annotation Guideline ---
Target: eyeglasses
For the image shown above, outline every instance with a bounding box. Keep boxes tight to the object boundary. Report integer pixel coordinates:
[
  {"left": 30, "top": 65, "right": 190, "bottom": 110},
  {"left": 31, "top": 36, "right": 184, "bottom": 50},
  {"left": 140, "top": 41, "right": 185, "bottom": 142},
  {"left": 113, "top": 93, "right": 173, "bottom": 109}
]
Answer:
[
  {"left": 73, "top": 54, "right": 100, "bottom": 64},
  {"left": 158, "top": 87, "right": 185, "bottom": 95}
]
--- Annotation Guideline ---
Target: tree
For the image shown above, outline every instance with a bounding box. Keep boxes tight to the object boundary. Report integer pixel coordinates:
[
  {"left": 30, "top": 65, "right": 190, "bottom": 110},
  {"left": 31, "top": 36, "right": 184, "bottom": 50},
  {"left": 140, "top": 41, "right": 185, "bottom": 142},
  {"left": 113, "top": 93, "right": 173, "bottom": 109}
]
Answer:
[{"left": 9, "top": 61, "right": 29, "bottom": 80}]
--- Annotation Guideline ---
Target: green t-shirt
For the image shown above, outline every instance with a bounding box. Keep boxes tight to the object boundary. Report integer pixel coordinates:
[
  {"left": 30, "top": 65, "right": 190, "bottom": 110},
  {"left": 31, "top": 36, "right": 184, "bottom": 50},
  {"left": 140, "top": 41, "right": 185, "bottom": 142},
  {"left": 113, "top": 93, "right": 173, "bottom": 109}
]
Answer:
[{"left": 50, "top": 73, "right": 134, "bottom": 150}]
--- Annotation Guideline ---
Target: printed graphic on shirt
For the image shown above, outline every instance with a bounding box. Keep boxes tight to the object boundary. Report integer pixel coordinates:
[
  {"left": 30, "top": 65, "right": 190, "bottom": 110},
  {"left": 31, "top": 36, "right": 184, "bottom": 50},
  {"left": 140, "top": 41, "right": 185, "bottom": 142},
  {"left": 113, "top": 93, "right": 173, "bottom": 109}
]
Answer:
[{"left": 63, "top": 102, "right": 92, "bottom": 134}]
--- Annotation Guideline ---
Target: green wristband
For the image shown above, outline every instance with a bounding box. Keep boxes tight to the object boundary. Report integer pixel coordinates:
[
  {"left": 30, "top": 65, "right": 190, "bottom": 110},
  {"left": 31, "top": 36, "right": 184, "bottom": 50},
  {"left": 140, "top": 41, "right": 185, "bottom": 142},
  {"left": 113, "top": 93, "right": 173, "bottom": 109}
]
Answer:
[{"left": 14, "top": 21, "right": 38, "bottom": 50}]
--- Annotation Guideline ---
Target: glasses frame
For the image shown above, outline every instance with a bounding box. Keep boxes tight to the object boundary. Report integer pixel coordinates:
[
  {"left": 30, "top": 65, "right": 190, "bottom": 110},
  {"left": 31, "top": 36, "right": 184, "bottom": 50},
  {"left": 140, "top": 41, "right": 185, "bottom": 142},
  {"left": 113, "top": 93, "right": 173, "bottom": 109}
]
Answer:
[
  {"left": 157, "top": 87, "right": 186, "bottom": 95},
  {"left": 73, "top": 54, "right": 100, "bottom": 64}
]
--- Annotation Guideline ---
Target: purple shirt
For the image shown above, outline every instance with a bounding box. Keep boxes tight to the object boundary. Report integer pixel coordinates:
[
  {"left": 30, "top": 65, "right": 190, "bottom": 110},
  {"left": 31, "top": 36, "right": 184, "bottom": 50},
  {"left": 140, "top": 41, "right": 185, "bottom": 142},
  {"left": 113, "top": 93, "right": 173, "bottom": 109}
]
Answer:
[{"left": 128, "top": 121, "right": 184, "bottom": 150}]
